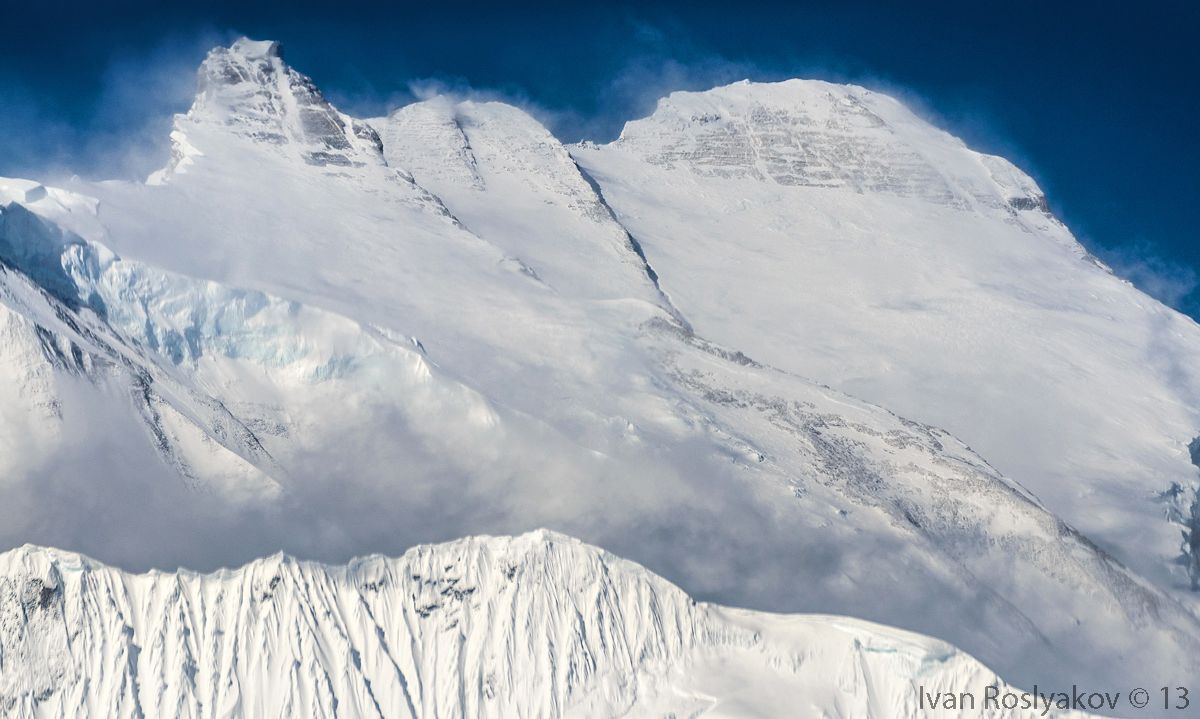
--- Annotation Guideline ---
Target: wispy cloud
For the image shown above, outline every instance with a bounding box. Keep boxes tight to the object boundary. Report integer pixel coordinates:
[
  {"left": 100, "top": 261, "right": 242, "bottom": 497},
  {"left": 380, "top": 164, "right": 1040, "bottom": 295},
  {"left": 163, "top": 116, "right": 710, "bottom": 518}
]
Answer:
[
  {"left": 0, "top": 30, "right": 226, "bottom": 183},
  {"left": 1098, "top": 239, "right": 1199, "bottom": 313}
]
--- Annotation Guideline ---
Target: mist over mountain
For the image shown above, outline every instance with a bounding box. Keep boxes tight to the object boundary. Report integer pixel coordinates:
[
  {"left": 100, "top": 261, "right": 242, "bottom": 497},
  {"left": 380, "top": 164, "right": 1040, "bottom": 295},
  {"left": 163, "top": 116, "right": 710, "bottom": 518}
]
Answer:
[{"left": 1, "top": 37, "right": 1197, "bottom": 717}]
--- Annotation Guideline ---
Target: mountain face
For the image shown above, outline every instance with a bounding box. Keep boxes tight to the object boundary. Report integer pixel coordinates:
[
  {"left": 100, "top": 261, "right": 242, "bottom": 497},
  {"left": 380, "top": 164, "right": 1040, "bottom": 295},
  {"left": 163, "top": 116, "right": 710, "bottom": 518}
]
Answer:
[
  {"left": 0, "top": 532, "right": 1096, "bottom": 719},
  {"left": 572, "top": 81, "right": 1200, "bottom": 601},
  {"left": 151, "top": 38, "right": 387, "bottom": 177},
  {"left": 1, "top": 38, "right": 1198, "bottom": 714}
]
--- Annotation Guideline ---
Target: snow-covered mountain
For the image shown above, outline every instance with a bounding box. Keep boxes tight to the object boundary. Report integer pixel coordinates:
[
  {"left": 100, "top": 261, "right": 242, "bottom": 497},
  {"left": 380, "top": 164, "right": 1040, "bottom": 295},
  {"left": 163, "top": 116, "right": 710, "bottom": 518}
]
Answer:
[
  {"left": 572, "top": 80, "right": 1200, "bottom": 601},
  {"left": 0, "top": 531, "right": 1097, "bottom": 718},
  {"left": 2, "top": 37, "right": 1198, "bottom": 714}
]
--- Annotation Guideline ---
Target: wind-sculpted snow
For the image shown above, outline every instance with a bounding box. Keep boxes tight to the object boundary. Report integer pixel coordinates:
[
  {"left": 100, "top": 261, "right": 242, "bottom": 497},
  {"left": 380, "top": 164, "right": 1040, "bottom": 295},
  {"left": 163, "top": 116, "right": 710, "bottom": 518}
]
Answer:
[
  {"left": 0, "top": 532, "right": 1094, "bottom": 718},
  {"left": 3, "top": 37, "right": 1200, "bottom": 713}
]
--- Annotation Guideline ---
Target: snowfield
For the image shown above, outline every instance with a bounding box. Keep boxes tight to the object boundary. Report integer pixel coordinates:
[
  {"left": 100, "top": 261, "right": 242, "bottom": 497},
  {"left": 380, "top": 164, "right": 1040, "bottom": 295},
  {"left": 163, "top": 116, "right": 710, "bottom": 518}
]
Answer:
[{"left": 0, "top": 37, "right": 1198, "bottom": 716}]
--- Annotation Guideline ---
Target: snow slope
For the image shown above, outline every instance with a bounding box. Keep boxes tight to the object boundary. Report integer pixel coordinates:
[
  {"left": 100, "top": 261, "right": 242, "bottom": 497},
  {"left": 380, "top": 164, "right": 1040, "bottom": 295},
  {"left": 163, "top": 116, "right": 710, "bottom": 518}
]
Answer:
[
  {"left": 368, "top": 98, "right": 672, "bottom": 313},
  {"left": 572, "top": 79, "right": 1200, "bottom": 605},
  {"left": 10, "top": 167, "right": 1193, "bottom": 697},
  {"left": 0, "top": 531, "right": 1094, "bottom": 719},
  {"left": 1, "top": 37, "right": 1198, "bottom": 711}
]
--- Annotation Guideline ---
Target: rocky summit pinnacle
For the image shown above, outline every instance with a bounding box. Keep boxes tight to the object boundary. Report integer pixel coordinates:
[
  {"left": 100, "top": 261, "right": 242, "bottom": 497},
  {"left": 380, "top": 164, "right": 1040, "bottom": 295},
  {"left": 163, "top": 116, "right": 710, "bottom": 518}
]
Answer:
[{"left": 155, "top": 36, "right": 385, "bottom": 178}]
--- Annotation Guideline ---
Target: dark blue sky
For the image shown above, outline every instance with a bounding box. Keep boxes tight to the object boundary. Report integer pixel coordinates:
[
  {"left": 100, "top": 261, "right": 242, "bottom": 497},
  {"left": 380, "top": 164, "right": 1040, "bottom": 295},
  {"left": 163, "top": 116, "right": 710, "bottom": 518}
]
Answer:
[{"left": 2, "top": 0, "right": 1198, "bottom": 315}]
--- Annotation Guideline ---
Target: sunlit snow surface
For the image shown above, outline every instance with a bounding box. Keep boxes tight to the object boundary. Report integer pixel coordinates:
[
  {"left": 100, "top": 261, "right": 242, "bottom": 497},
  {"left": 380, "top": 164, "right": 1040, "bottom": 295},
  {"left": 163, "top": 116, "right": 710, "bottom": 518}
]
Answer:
[
  {"left": 573, "top": 80, "right": 1200, "bottom": 597},
  {"left": 0, "top": 532, "right": 1095, "bottom": 719},
  {"left": 1, "top": 38, "right": 1198, "bottom": 713}
]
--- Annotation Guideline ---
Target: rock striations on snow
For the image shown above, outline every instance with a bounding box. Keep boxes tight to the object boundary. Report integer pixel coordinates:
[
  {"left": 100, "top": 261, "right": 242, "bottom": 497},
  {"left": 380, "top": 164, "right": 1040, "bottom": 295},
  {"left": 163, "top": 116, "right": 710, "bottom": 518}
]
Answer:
[{"left": 153, "top": 38, "right": 385, "bottom": 177}]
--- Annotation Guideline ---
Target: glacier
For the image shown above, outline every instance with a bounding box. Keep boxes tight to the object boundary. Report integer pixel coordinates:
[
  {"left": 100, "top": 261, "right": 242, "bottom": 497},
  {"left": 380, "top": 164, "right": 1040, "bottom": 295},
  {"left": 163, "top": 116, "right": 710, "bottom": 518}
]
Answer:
[{"left": 0, "top": 36, "right": 1198, "bottom": 715}]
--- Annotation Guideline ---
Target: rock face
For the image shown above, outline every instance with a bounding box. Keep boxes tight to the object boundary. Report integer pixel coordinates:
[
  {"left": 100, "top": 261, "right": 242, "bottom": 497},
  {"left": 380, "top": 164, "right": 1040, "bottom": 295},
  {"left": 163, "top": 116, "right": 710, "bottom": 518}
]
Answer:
[
  {"left": 154, "top": 38, "right": 385, "bottom": 178},
  {"left": 0, "top": 531, "right": 1091, "bottom": 719},
  {"left": 2, "top": 37, "right": 1199, "bottom": 714},
  {"left": 603, "top": 79, "right": 1049, "bottom": 212}
]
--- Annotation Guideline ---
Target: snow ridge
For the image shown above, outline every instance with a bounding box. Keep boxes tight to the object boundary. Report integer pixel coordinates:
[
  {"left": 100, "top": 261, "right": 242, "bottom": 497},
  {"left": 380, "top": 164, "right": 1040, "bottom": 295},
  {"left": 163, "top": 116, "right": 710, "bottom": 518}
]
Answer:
[
  {"left": 370, "top": 98, "right": 674, "bottom": 309},
  {"left": 0, "top": 531, "right": 1088, "bottom": 718}
]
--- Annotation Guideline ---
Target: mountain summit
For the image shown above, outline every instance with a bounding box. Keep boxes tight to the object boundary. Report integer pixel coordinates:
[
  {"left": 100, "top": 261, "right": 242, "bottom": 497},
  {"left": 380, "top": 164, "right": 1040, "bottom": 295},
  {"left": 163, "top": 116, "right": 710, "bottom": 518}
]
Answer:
[
  {"left": 1, "top": 38, "right": 1198, "bottom": 715},
  {"left": 608, "top": 79, "right": 1053, "bottom": 215},
  {"left": 151, "top": 38, "right": 386, "bottom": 182},
  {"left": 575, "top": 77, "right": 1200, "bottom": 605}
]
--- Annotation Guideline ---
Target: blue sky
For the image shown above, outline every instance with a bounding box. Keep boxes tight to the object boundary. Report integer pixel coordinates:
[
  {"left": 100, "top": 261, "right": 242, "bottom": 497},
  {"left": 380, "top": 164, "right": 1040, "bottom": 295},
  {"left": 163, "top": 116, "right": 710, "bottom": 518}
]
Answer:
[{"left": 2, "top": 0, "right": 1197, "bottom": 315}]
